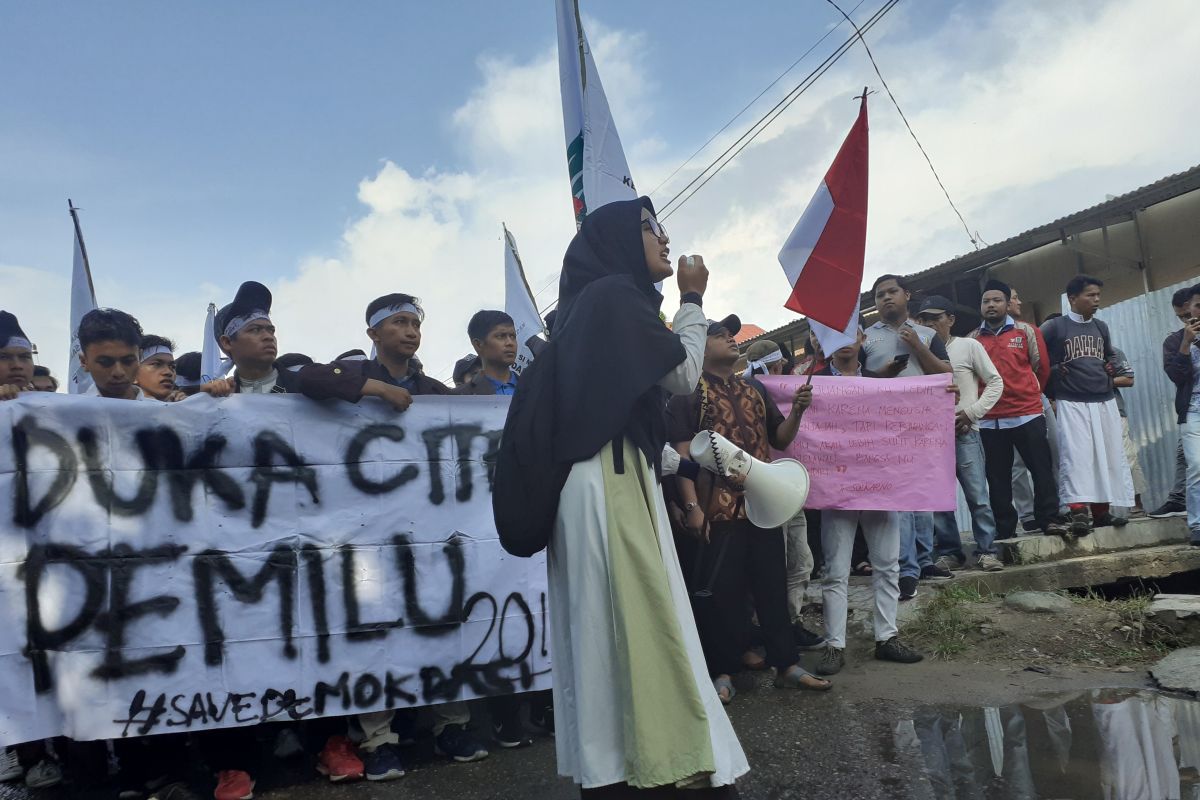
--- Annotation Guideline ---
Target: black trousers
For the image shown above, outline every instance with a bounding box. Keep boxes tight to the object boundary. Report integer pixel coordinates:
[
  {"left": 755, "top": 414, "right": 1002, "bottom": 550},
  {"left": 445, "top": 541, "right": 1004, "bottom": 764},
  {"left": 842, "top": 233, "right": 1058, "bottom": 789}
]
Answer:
[
  {"left": 676, "top": 519, "right": 796, "bottom": 676},
  {"left": 980, "top": 417, "right": 1059, "bottom": 538}
]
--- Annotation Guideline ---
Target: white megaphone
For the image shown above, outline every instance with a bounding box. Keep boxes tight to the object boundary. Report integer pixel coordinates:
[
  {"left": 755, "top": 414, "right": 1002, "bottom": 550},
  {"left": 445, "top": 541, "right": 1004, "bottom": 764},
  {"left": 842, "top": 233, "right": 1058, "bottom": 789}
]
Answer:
[{"left": 689, "top": 430, "right": 810, "bottom": 529}]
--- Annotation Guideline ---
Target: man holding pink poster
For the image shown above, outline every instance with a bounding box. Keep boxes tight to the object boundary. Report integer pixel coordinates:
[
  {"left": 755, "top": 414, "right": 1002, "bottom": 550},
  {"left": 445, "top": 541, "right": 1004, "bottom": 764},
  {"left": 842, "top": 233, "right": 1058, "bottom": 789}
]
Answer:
[{"left": 760, "top": 330, "right": 956, "bottom": 676}]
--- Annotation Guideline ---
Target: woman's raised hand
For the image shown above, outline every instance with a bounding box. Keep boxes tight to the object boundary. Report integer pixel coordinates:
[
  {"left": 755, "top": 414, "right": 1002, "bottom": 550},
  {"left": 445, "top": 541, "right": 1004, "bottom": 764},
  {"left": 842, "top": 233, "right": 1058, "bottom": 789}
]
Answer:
[{"left": 677, "top": 255, "right": 709, "bottom": 297}]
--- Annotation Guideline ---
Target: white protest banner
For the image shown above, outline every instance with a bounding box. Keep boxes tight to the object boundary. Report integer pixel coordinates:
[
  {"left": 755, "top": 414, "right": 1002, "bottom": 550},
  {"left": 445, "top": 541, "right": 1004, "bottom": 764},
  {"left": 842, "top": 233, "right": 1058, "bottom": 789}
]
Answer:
[
  {"left": 761, "top": 374, "right": 957, "bottom": 511},
  {"left": 0, "top": 394, "right": 549, "bottom": 745}
]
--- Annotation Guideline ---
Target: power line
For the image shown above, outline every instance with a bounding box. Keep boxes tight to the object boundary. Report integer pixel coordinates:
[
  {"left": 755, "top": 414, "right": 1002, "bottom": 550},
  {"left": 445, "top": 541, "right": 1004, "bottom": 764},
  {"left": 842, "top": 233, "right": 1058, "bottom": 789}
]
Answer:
[
  {"left": 532, "top": 1, "right": 883, "bottom": 316},
  {"left": 825, "top": 0, "right": 980, "bottom": 249},
  {"left": 644, "top": 0, "right": 868, "bottom": 199},
  {"left": 657, "top": 0, "right": 900, "bottom": 221}
]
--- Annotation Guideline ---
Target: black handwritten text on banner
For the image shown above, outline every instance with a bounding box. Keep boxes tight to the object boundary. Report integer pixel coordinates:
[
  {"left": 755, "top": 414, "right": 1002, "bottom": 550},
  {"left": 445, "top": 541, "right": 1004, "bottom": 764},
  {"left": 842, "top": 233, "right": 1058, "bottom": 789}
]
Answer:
[{"left": 0, "top": 394, "right": 549, "bottom": 744}]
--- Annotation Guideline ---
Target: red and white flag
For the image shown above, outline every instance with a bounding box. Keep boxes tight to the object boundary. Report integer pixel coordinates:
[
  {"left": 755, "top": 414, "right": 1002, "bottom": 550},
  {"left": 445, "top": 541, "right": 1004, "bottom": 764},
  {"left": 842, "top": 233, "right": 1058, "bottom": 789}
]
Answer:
[{"left": 778, "top": 93, "right": 868, "bottom": 334}]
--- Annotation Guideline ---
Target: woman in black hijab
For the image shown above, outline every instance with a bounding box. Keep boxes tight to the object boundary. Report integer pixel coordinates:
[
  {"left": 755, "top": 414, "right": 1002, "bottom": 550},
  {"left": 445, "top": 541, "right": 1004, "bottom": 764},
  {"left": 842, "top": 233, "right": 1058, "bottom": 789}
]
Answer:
[{"left": 500, "top": 197, "right": 747, "bottom": 797}]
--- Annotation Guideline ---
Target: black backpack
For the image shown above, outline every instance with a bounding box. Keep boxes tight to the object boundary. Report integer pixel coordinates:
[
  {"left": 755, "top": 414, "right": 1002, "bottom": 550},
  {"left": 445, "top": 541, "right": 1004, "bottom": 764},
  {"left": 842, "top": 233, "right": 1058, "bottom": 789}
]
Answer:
[{"left": 492, "top": 348, "right": 569, "bottom": 557}]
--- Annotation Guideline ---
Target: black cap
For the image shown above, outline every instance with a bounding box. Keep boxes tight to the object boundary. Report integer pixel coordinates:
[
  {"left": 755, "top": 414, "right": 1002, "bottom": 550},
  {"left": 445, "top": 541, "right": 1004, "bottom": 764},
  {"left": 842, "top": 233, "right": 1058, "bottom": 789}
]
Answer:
[
  {"left": 214, "top": 281, "right": 272, "bottom": 340},
  {"left": 276, "top": 352, "right": 315, "bottom": 371},
  {"left": 0, "top": 311, "right": 31, "bottom": 350},
  {"left": 706, "top": 314, "right": 741, "bottom": 337},
  {"left": 174, "top": 351, "right": 202, "bottom": 382},
  {"left": 335, "top": 349, "right": 368, "bottom": 362},
  {"left": 917, "top": 295, "right": 954, "bottom": 316},
  {"left": 453, "top": 354, "right": 481, "bottom": 384}
]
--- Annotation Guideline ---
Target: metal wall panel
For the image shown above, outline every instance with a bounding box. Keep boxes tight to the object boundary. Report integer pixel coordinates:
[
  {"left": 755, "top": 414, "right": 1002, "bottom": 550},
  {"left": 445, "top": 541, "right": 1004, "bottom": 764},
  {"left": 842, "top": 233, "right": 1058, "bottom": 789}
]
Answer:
[{"left": 1099, "top": 277, "right": 1196, "bottom": 510}]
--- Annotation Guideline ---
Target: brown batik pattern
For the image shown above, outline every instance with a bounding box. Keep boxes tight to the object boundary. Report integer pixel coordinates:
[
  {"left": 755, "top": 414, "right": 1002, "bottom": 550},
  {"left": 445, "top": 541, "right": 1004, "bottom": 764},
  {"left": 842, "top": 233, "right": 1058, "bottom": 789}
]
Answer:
[{"left": 696, "top": 375, "right": 771, "bottom": 523}]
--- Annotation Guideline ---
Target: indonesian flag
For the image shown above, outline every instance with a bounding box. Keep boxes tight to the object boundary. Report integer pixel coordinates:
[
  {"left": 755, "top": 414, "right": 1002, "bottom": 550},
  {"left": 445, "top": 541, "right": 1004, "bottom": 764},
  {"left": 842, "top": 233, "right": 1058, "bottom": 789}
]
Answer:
[{"left": 778, "top": 93, "right": 868, "bottom": 333}]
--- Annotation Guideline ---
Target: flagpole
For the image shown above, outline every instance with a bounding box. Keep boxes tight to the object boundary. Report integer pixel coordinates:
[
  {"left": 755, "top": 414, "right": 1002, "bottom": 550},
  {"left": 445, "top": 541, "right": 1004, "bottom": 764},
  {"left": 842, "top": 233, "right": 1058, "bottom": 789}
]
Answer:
[{"left": 67, "top": 199, "right": 96, "bottom": 303}]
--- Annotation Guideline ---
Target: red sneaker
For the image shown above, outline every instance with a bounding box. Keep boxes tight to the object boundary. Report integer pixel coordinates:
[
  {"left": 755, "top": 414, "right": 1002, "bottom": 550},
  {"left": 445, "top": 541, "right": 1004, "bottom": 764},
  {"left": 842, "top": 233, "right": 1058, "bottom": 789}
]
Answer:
[
  {"left": 214, "top": 770, "right": 254, "bottom": 800},
  {"left": 316, "top": 735, "right": 364, "bottom": 782}
]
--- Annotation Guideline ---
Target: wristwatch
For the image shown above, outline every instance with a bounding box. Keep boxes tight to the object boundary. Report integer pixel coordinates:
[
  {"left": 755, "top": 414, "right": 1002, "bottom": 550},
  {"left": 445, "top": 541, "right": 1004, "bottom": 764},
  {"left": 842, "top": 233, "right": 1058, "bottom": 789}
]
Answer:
[{"left": 683, "top": 502, "right": 699, "bottom": 513}]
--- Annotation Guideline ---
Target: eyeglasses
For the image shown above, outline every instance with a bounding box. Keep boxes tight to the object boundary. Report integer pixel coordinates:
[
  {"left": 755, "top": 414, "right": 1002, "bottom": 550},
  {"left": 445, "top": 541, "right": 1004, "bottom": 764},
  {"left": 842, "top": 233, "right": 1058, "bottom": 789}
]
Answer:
[{"left": 642, "top": 216, "right": 668, "bottom": 241}]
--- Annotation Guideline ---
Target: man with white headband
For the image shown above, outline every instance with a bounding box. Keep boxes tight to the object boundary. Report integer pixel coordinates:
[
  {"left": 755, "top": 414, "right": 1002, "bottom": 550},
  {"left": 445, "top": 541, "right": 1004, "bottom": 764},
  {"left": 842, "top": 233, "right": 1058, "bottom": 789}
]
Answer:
[
  {"left": 135, "top": 334, "right": 187, "bottom": 402},
  {"left": 742, "top": 339, "right": 785, "bottom": 378},
  {"left": 212, "top": 281, "right": 412, "bottom": 410},
  {"left": 327, "top": 294, "right": 500, "bottom": 785},
  {"left": 337, "top": 292, "right": 450, "bottom": 398},
  {"left": 204, "top": 283, "right": 418, "bottom": 797},
  {"left": 0, "top": 311, "right": 35, "bottom": 401}
]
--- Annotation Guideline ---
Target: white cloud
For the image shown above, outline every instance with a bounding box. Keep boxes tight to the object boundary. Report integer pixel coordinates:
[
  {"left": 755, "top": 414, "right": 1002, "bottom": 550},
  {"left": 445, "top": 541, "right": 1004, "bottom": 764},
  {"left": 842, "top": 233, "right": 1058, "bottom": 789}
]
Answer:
[{"left": 7, "top": 0, "right": 1199, "bottom": 385}]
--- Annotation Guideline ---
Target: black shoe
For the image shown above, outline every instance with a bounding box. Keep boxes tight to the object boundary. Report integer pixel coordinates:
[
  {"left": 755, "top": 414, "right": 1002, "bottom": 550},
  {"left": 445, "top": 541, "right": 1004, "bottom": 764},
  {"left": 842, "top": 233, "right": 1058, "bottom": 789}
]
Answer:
[
  {"left": 815, "top": 646, "right": 845, "bottom": 676},
  {"left": 1021, "top": 519, "right": 1041, "bottom": 533},
  {"left": 793, "top": 623, "right": 827, "bottom": 651},
  {"left": 1149, "top": 501, "right": 1187, "bottom": 519},
  {"left": 899, "top": 575, "right": 918, "bottom": 601},
  {"left": 1094, "top": 512, "right": 1128, "bottom": 528},
  {"left": 1043, "top": 516, "right": 1071, "bottom": 537},
  {"left": 492, "top": 718, "right": 532, "bottom": 749},
  {"left": 528, "top": 703, "right": 555, "bottom": 737},
  {"left": 1070, "top": 508, "right": 1093, "bottom": 537},
  {"left": 920, "top": 564, "right": 952, "bottom": 580},
  {"left": 875, "top": 637, "right": 924, "bottom": 664}
]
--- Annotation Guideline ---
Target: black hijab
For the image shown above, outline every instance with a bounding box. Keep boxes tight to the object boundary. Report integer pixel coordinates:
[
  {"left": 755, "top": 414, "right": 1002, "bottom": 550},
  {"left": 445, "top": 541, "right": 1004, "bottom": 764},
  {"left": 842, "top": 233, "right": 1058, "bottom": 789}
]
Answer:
[
  {"left": 493, "top": 196, "right": 686, "bottom": 555},
  {"left": 550, "top": 196, "right": 686, "bottom": 469}
]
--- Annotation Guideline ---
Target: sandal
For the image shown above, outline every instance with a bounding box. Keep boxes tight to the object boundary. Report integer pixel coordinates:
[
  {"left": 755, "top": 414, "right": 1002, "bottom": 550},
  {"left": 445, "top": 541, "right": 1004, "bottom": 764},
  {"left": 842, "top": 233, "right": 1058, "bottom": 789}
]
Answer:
[
  {"left": 774, "top": 665, "right": 833, "bottom": 692},
  {"left": 851, "top": 561, "right": 873, "bottom": 577},
  {"left": 713, "top": 676, "right": 735, "bottom": 705}
]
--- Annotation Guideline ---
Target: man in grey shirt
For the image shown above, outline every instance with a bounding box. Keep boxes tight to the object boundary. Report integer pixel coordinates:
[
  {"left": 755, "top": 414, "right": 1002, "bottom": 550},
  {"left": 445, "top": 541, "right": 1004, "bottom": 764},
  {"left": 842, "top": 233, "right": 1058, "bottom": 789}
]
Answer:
[{"left": 862, "top": 274, "right": 952, "bottom": 601}]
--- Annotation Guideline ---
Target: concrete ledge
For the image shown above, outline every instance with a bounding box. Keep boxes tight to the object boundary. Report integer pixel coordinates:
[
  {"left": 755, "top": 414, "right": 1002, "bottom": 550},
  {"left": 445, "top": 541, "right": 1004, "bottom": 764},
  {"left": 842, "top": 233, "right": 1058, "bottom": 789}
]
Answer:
[
  {"left": 943, "top": 543, "right": 1200, "bottom": 595},
  {"left": 996, "top": 516, "right": 1189, "bottom": 566},
  {"left": 1148, "top": 594, "right": 1200, "bottom": 645}
]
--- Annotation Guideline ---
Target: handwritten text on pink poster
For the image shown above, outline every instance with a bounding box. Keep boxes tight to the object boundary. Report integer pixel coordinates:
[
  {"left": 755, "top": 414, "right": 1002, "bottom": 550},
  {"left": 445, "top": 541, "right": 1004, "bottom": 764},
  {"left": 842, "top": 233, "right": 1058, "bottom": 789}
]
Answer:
[{"left": 761, "top": 375, "right": 956, "bottom": 511}]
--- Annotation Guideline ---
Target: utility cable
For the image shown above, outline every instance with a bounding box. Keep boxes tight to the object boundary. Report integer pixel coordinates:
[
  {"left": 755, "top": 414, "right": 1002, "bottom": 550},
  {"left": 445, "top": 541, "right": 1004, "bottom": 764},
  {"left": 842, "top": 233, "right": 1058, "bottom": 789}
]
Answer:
[
  {"left": 657, "top": 0, "right": 899, "bottom": 220},
  {"left": 825, "top": 0, "right": 980, "bottom": 248}
]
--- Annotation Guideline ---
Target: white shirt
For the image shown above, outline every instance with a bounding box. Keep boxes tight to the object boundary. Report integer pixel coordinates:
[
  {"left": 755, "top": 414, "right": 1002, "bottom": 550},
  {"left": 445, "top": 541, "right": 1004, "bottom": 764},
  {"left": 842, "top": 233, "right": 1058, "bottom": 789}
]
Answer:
[
  {"left": 84, "top": 383, "right": 146, "bottom": 400},
  {"left": 237, "top": 369, "right": 279, "bottom": 394},
  {"left": 945, "top": 337, "right": 1004, "bottom": 430}
]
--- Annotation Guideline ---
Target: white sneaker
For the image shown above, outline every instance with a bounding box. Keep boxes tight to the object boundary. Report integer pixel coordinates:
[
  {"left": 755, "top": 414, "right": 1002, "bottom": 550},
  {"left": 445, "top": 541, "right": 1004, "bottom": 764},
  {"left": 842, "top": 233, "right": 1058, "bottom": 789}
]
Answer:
[
  {"left": 976, "top": 554, "right": 1004, "bottom": 572},
  {"left": 0, "top": 748, "right": 22, "bottom": 782},
  {"left": 24, "top": 759, "right": 62, "bottom": 788}
]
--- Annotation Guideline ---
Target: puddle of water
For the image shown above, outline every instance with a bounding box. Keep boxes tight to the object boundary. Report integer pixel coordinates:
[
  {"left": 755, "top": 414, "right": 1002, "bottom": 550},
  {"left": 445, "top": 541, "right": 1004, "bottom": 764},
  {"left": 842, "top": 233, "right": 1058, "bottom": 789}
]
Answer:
[{"left": 895, "top": 689, "right": 1200, "bottom": 800}]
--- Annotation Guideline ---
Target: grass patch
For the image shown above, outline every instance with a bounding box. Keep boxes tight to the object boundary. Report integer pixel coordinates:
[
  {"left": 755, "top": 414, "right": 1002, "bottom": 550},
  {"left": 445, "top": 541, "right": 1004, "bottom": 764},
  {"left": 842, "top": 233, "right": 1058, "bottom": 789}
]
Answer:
[
  {"left": 903, "top": 584, "right": 990, "bottom": 659},
  {"left": 1066, "top": 587, "right": 1153, "bottom": 624}
]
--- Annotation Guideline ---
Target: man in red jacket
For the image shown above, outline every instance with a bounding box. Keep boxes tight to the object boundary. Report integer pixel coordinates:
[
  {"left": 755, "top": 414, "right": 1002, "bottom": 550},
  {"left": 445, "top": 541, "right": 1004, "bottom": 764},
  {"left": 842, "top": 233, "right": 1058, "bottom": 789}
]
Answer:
[{"left": 971, "top": 280, "right": 1068, "bottom": 539}]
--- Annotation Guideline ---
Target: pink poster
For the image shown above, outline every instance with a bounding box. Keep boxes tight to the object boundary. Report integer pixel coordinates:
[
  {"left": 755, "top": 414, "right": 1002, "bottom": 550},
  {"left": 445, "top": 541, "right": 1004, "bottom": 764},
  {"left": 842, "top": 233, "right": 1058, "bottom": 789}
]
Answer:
[{"left": 761, "top": 374, "right": 957, "bottom": 511}]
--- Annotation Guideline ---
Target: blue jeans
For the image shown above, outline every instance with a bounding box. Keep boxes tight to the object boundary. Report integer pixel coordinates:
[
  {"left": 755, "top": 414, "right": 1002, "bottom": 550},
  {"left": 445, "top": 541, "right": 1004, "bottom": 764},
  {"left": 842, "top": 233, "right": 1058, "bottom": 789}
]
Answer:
[
  {"left": 934, "top": 429, "right": 999, "bottom": 560},
  {"left": 899, "top": 511, "right": 934, "bottom": 580},
  {"left": 1183, "top": 411, "right": 1200, "bottom": 534}
]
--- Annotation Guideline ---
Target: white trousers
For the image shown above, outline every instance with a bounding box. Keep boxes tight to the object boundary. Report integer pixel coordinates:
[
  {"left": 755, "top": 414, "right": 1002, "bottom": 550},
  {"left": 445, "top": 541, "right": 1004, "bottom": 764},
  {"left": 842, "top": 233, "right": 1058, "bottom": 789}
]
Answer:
[
  {"left": 1056, "top": 399, "right": 1135, "bottom": 506},
  {"left": 820, "top": 510, "right": 900, "bottom": 649},
  {"left": 784, "top": 512, "right": 814, "bottom": 621}
]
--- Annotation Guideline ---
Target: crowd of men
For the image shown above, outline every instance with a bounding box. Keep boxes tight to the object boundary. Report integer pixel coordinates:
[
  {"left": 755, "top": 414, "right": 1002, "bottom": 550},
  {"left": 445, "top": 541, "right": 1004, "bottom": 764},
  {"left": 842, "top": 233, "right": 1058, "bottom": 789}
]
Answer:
[{"left": 0, "top": 271, "right": 1196, "bottom": 798}]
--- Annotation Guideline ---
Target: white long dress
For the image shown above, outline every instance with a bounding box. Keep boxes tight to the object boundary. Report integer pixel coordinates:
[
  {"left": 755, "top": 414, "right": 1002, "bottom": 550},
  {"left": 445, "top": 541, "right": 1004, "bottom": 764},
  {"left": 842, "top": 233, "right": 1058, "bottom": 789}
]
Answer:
[{"left": 547, "top": 302, "right": 750, "bottom": 790}]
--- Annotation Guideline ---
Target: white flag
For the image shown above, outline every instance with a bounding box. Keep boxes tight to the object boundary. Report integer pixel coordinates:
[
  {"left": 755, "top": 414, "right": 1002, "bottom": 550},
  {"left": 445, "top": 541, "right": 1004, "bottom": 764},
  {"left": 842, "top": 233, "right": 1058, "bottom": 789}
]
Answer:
[
  {"left": 556, "top": 0, "right": 637, "bottom": 227},
  {"left": 67, "top": 201, "right": 97, "bottom": 395},
  {"left": 503, "top": 225, "right": 545, "bottom": 375},
  {"left": 200, "top": 302, "right": 229, "bottom": 382},
  {"left": 809, "top": 308, "right": 861, "bottom": 359}
]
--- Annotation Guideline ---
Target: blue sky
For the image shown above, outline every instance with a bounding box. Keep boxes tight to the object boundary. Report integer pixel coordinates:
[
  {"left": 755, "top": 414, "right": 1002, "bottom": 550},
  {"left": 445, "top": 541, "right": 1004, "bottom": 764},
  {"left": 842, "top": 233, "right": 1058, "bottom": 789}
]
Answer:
[{"left": 3, "top": 0, "right": 1198, "bottom": 382}]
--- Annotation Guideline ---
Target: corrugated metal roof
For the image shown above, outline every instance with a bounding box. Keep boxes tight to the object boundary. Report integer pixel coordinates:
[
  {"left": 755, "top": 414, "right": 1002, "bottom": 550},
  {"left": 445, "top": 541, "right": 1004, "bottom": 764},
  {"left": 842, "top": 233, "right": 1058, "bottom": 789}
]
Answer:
[
  {"left": 742, "top": 164, "right": 1200, "bottom": 350},
  {"left": 884, "top": 163, "right": 1200, "bottom": 290}
]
